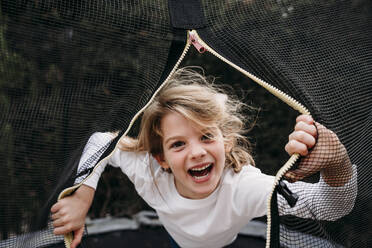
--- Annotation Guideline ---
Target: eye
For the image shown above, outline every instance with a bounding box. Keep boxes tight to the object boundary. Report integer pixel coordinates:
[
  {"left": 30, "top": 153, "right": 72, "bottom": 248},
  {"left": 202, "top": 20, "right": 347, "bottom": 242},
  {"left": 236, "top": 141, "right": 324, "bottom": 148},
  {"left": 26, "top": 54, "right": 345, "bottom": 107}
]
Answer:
[
  {"left": 201, "top": 133, "right": 214, "bottom": 142},
  {"left": 170, "top": 141, "right": 185, "bottom": 149}
]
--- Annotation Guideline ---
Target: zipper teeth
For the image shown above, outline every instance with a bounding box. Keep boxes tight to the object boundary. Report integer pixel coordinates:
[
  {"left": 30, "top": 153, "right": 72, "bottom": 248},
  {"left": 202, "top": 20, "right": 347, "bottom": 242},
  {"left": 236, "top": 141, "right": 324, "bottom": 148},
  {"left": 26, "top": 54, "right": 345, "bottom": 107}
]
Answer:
[
  {"left": 60, "top": 37, "right": 192, "bottom": 248},
  {"left": 265, "top": 154, "right": 300, "bottom": 248},
  {"left": 189, "top": 30, "right": 310, "bottom": 248}
]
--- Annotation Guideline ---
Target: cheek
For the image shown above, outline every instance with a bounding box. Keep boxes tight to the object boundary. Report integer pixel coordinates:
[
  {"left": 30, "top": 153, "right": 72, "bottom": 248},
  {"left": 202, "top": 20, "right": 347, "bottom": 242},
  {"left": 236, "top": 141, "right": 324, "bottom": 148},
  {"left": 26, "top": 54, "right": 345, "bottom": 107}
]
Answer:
[
  {"left": 216, "top": 143, "right": 227, "bottom": 166},
  {"left": 164, "top": 151, "right": 184, "bottom": 169}
]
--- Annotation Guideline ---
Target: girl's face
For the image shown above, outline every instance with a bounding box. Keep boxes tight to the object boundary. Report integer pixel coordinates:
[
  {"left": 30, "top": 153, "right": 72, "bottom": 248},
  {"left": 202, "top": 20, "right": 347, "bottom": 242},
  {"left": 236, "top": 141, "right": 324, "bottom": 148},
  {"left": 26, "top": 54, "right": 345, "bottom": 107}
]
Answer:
[{"left": 155, "top": 111, "right": 226, "bottom": 199}]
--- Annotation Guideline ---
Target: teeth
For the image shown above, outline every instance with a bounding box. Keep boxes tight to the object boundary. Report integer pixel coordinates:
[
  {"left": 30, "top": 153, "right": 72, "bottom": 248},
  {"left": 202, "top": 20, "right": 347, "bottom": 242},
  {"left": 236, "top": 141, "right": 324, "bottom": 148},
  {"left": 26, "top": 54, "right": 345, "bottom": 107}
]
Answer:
[
  {"left": 193, "top": 174, "right": 209, "bottom": 180},
  {"left": 190, "top": 163, "right": 212, "bottom": 171}
]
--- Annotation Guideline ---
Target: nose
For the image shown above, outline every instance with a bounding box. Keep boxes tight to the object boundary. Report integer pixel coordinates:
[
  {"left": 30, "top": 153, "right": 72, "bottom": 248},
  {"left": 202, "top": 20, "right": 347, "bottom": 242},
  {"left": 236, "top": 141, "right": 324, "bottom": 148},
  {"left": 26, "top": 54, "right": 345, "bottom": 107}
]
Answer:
[{"left": 190, "top": 143, "right": 207, "bottom": 160}]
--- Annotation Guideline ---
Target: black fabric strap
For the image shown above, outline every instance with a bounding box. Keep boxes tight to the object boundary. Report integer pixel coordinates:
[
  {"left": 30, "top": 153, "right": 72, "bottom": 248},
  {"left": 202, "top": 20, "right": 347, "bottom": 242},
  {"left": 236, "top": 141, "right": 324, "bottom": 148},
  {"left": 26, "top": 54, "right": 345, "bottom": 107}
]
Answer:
[
  {"left": 168, "top": 0, "right": 206, "bottom": 29},
  {"left": 270, "top": 187, "right": 281, "bottom": 248}
]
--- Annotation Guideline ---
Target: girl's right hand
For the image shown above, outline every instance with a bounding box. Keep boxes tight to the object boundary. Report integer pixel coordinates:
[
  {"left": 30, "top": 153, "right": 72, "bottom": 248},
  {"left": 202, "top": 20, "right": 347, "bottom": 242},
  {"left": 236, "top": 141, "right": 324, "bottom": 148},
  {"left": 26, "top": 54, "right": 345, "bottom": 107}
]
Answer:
[{"left": 51, "top": 185, "right": 95, "bottom": 248}]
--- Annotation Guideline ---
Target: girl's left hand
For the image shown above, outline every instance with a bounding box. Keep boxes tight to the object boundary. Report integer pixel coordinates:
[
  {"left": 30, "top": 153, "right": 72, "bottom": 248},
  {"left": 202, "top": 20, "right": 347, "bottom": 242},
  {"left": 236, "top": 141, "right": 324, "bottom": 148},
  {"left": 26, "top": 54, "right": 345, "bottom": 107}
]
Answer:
[
  {"left": 284, "top": 114, "right": 319, "bottom": 182},
  {"left": 283, "top": 115, "right": 352, "bottom": 186},
  {"left": 285, "top": 115, "right": 317, "bottom": 156}
]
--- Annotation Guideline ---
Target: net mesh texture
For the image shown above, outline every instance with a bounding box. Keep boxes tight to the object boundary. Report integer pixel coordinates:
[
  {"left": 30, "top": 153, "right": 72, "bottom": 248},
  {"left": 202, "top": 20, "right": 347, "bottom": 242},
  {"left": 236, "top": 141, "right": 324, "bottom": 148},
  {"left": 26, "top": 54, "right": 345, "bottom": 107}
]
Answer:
[{"left": 1, "top": 0, "right": 371, "bottom": 247}]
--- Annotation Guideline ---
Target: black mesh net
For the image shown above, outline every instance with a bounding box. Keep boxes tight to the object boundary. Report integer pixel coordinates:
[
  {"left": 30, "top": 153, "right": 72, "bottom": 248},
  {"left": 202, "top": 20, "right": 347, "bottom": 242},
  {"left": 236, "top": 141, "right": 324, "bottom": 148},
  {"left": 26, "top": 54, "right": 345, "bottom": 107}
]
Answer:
[
  {"left": 199, "top": 1, "right": 371, "bottom": 247},
  {"left": 0, "top": 1, "right": 175, "bottom": 247},
  {"left": 0, "top": 0, "right": 371, "bottom": 247}
]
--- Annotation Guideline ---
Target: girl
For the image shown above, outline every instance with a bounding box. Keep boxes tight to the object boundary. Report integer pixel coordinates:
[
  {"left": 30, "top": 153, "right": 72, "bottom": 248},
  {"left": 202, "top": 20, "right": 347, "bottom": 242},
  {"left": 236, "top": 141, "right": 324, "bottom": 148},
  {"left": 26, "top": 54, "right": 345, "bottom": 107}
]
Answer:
[{"left": 51, "top": 68, "right": 356, "bottom": 248}]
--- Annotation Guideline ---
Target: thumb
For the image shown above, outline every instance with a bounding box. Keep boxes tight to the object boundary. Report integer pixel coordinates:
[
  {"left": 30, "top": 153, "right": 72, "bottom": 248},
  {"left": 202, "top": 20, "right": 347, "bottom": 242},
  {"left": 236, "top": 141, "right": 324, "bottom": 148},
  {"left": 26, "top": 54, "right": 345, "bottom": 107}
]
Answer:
[
  {"left": 284, "top": 169, "right": 310, "bottom": 183},
  {"left": 70, "top": 226, "right": 84, "bottom": 248}
]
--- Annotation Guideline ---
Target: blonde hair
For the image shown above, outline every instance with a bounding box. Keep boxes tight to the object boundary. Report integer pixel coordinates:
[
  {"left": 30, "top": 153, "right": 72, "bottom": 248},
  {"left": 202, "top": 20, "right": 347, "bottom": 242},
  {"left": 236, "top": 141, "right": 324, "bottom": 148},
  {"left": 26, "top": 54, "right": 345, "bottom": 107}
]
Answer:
[{"left": 119, "top": 68, "right": 255, "bottom": 172}]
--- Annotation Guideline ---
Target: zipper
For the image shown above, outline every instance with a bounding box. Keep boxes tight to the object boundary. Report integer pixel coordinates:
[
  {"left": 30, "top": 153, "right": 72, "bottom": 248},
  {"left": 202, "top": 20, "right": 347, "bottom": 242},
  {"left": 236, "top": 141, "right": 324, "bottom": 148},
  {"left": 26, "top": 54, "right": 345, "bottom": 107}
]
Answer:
[
  {"left": 188, "top": 30, "right": 310, "bottom": 248},
  {"left": 189, "top": 32, "right": 207, "bottom": 53},
  {"left": 59, "top": 36, "right": 193, "bottom": 248}
]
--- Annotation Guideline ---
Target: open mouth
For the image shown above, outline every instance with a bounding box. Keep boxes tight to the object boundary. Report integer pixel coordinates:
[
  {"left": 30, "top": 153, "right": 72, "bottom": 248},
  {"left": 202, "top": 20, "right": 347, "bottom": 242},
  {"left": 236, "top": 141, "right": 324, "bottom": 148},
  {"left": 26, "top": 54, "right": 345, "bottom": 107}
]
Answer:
[{"left": 188, "top": 163, "right": 214, "bottom": 180}]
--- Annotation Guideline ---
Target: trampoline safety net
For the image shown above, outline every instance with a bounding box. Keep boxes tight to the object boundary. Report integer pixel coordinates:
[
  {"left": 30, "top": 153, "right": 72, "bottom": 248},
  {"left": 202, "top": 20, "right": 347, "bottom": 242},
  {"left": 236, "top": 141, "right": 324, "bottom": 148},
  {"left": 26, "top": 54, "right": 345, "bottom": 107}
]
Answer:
[{"left": 0, "top": 0, "right": 371, "bottom": 247}]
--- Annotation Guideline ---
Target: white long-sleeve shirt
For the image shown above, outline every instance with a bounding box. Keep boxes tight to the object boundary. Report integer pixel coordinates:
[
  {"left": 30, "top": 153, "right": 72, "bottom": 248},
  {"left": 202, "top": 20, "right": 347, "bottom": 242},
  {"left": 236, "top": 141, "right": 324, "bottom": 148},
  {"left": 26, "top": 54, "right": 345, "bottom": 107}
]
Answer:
[{"left": 76, "top": 132, "right": 357, "bottom": 248}]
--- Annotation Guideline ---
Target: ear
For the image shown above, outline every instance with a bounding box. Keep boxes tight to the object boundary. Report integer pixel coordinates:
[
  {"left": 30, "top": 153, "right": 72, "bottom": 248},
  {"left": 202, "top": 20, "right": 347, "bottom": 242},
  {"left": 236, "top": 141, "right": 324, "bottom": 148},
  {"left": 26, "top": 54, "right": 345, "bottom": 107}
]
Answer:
[{"left": 154, "top": 154, "right": 170, "bottom": 170}]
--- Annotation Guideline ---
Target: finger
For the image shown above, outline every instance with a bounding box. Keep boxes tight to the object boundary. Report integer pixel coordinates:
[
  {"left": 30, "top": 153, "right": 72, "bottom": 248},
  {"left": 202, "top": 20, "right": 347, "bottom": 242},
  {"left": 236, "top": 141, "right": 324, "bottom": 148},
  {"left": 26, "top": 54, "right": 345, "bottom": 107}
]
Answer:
[
  {"left": 284, "top": 171, "right": 305, "bottom": 182},
  {"left": 51, "top": 212, "right": 59, "bottom": 220},
  {"left": 71, "top": 227, "right": 84, "bottom": 248},
  {"left": 285, "top": 139, "right": 309, "bottom": 156},
  {"left": 284, "top": 171, "right": 302, "bottom": 182},
  {"left": 284, "top": 165, "right": 319, "bottom": 182},
  {"left": 296, "top": 114, "right": 314, "bottom": 125},
  {"left": 50, "top": 202, "right": 61, "bottom": 213},
  {"left": 53, "top": 225, "right": 71, "bottom": 235},
  {"left": 51, "top": 207, "right": 67, "bottom": 221},
  {"left": 52, "top": 216, "right": 68, "bottom": 228},
  {"left": 295, "top": 121, "right": 317, "bottom": 139},
  {"left": 289, "top": 131, "right": 316, "bottom": 149},
  {"left": 284, "top": 168, "right": 311, "bottom": 182}
]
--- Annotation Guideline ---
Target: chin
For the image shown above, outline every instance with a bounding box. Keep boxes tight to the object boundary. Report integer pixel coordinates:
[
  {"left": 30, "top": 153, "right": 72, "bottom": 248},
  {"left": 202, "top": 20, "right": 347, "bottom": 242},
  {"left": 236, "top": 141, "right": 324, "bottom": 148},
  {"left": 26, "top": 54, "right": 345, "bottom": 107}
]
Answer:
[{"left": 192, "top": 180, "right": 219, "bottom": 198}]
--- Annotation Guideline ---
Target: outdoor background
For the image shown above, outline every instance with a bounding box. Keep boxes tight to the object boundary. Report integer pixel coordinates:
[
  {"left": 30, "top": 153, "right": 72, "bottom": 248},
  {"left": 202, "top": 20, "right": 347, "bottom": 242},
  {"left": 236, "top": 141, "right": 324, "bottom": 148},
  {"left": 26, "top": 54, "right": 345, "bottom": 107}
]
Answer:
[
  {"left": 4, "top": 1, "right": 368, "bottom": 247},
  {"left": 0, "top": 4, "right": 299, "bottom": 231}
]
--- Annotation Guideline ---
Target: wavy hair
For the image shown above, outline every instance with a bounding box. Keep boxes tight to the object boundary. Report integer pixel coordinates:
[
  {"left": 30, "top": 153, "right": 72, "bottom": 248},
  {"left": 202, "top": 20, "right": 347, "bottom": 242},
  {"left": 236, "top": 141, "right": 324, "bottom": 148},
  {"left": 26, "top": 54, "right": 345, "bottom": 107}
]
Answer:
[{"left": 119, "top": 68, "right": 255, "bottom": 172}]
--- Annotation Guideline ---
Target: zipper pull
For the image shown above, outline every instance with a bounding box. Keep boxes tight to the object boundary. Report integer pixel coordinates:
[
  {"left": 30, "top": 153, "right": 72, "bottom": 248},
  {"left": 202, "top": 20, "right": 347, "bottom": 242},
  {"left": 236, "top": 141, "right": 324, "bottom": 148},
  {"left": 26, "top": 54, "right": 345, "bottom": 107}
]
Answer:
[
  {"left": 189, "top": 31, "right": 206, "bottom": 53},
  {"left": 277, "top": 180, "right": 299, "bottom": 208}
]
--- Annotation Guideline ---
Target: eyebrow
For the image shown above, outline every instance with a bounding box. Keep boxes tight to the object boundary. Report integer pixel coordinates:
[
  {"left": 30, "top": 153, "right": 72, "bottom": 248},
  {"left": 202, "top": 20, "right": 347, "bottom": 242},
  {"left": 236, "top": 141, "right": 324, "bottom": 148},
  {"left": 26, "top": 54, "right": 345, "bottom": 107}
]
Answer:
[
  {"left": 164, "top": 136, "right": 184, "bottom": 146},
  {"left": 164, "top": 127, "right": 219, "bottom": 145},
  {"left": 201, "top": 127, "right": 218, "bottom": 134}
]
